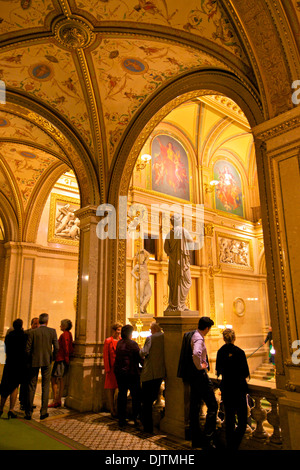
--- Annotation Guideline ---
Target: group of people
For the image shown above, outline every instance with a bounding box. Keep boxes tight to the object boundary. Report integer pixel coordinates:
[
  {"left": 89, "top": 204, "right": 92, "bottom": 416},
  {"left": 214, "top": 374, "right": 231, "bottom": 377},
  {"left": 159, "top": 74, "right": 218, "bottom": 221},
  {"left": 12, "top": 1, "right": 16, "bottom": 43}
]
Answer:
[
  {"left": 1, "top": 311, "right": 251, "bottom": 450},
  {"left": 103, "top": 321, "right": 165, "bottom": 434},
  {"left": 0, "top": 313, "right": 73, "bottom": 420},
  {"left": 104, "top": 316, "right": 250, "bottom": 450},
  {"left": 178, "top": 316, "right": 250, "bottom": 450}
]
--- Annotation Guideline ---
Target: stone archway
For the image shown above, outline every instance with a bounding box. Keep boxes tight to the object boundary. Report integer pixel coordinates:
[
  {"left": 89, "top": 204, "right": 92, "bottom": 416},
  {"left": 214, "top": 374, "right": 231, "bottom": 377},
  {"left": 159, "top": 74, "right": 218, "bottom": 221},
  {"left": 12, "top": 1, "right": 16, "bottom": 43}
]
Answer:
[{"left": 107, "top": 69, "right": 264, "bottom": 326}]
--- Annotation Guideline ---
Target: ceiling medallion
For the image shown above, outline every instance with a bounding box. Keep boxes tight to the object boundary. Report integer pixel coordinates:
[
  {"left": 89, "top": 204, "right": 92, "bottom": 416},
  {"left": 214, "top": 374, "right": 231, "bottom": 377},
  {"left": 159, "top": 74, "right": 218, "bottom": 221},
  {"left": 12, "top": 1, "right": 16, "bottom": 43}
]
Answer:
[{"left": 54, "top": 17, "right": 95, "bottom": 49}]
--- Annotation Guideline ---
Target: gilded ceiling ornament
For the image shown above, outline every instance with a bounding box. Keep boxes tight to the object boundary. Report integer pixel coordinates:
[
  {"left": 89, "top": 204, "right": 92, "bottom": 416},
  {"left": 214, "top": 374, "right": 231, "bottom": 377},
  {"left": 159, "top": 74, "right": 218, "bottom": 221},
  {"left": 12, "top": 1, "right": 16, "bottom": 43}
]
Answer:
[{"left": 53, "top": 17, "right": 95, "bottom": 50}]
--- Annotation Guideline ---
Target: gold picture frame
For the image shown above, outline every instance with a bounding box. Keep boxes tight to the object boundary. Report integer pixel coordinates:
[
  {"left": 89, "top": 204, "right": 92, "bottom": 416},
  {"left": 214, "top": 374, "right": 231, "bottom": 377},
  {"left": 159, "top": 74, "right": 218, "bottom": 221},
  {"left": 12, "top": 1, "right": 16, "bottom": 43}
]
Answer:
[{"left": 48, "top": 193, "right": 80, "bottom": 246}]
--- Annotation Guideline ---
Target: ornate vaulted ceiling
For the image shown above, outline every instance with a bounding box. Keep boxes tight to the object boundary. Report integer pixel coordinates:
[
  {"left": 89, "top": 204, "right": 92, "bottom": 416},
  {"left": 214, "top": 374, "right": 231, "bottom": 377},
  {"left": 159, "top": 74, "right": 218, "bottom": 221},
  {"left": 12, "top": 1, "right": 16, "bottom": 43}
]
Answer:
[{"left": 0, "top": 0, "right": 299, "bottom": 240}]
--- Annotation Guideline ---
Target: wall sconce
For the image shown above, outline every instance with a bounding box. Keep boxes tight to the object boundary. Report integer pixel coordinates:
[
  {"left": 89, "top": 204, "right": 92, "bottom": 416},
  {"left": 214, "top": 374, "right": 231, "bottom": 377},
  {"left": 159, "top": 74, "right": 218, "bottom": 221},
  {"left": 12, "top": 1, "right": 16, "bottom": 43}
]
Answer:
[
  {"left": 218, "top": 321, "right": 233, "bottom": 332},
  {"left": 135, "top": 153, "right": 151, "bottom": 171},
  {"left": 204, "top": 180, "right": 219, "bottom": 193}
]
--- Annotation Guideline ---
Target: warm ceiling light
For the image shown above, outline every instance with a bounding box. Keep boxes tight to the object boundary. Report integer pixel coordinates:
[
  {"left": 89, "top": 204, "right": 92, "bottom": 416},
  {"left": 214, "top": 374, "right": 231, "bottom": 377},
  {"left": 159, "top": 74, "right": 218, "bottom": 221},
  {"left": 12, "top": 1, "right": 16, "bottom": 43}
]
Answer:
[{"left": 141, "top": 154, "right": 151, "bottom": 162}]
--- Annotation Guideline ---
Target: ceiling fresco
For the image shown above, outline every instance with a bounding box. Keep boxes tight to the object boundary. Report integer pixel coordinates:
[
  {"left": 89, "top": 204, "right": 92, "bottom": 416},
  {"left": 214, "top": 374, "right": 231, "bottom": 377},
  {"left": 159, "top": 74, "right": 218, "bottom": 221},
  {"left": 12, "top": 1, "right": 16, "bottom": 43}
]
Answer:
[
  {"left": 0, "top": 142, "right": 58, "bottom": 210},
  {"left": 0, "top": 0, "right": 57, "bottom": 36},
  {"left": 0, "top": 42, "right": 94, "bottom": 151},
  {"left": 0, "top": 109, "right": 64, "bottom": 155},
  {"left": 91, "top": 36, "right": 231, "bottom": 161},
  {"left": 71, "top": 0, "right": 248, "bottom": 62}
]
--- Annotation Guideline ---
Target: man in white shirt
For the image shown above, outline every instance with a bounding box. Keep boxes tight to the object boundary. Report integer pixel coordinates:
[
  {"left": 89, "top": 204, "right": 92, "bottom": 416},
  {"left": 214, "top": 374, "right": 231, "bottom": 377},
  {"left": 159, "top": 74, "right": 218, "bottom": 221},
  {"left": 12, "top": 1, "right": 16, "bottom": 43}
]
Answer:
[{"left": 190, "top": 316, "right": 218, "bottom": 450}]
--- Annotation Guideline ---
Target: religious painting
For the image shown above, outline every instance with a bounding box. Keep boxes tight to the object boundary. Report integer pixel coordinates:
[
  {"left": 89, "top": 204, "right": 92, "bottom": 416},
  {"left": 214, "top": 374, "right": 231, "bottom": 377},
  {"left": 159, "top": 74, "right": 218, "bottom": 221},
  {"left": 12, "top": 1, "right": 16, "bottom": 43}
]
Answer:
[
  {"left": 151, "top": 134, "right": 190, "bottom": 201},
  {"left": 213, "top": 160, "right": 244, "bottom": 217},
  {"left": 48, "top": 193, "right": 80, "bottom": 246}
]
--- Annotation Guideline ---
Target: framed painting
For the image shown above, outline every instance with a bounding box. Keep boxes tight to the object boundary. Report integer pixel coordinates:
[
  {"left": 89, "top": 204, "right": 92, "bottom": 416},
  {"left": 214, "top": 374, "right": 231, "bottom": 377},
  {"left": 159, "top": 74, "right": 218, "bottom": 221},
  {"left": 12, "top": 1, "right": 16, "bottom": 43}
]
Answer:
[
  {"left": 213, "top": 160, "right": 244, "bottom": 217},
  {"left": 151, "top": 134, "right": 190, "bottom": 201},
  {"left": 48, "top": 193, "right": 80, "bottom": 246}
]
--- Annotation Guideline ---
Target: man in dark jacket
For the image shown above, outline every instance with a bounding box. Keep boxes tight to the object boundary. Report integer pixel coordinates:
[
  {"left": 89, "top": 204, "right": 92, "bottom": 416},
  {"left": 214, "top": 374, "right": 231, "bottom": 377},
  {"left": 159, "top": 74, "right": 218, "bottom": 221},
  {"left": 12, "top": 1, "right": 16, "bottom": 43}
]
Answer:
[
  {"left": 216, "top": 328, "right": 250, "bottom": 450},
  {"left": 114, "top": 324, "right": 143, "bottom": 427},
  {"left": 25, "top": 313, "right": 59, "bottom": 420}
]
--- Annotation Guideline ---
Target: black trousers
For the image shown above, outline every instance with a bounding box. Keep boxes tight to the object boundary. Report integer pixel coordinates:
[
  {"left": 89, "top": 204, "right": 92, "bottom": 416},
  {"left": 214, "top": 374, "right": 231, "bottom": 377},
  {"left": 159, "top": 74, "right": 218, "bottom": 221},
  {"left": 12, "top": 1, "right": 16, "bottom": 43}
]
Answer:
[
  {"left": 189, "top": 371, "right": 218, "bottom": 446},
  {"left": 116, "top": 374, "right": 141, "bottom": 424},
  {"left": 222, "top": 392, "right": 248, "bottom": 450},
  {"left": 141, "top": 378, "right": 162, "bottom": 433}
]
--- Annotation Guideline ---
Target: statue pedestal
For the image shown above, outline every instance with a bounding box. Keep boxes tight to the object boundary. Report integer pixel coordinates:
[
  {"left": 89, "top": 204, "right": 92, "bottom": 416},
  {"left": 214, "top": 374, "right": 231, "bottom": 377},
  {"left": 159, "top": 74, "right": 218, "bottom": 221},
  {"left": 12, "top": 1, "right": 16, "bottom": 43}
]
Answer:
[
  {"left": 156, "top": 312, "right": 199, "bottom": 440},
  {"left": 163, "top": 309, "right": 199, "bottom": 317}
]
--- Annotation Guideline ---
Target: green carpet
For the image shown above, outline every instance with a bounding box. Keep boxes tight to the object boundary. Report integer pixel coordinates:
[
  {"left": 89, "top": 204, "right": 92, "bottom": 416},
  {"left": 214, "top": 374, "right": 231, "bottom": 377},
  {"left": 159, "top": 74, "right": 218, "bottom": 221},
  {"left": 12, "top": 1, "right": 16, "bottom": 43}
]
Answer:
[{"left": 0, "top": 414, "right": 82, "bottom": 450}]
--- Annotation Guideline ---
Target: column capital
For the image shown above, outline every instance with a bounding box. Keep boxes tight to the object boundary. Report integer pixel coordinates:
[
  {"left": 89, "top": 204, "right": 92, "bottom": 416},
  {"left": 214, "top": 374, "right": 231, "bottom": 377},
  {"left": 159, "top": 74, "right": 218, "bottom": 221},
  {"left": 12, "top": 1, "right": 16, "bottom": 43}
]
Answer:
[{"left": 252, "top": 105, "right": 300, "bottom": 152}]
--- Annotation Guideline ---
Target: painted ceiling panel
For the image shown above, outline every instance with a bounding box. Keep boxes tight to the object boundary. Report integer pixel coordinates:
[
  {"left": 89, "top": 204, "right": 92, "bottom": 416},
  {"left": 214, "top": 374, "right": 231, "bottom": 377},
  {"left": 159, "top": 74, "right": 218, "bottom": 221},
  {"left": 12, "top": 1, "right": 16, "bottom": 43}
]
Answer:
[
  {"left": 0, "top": 165, "right": 15, "bottom": 207},
  {"left": 0, "top": 109, "right": 64, "bottom": 155},
  {"left": 0, "top": 142, "right": 57, "bottom": 209},
  {"left": 91, "top": 36, "right": 230, "bottom": 163},
  {"left": 0, "top": 42, "right": 94, "bottom": 151},
  {"left": 71, "top": 0, "right": 247, "bottom": 63},
  {"left": 0, "top": 0, "right": 56, "bottom": 35}
]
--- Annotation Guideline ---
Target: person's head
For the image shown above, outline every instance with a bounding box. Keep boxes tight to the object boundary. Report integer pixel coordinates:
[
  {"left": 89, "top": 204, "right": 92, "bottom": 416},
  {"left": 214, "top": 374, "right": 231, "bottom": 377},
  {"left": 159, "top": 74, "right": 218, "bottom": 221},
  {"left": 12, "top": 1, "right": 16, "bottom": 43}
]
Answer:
[
  {"left": 197, "top": 316, "right": 214, "bottom": 335},
  {"left": 121, "top": 324, "right": 134, "bottom": 340},
  {"left": 60, "top": 319, "right": 72, "bottom": 331},
  {"left": 39, "top": 313, "right": 49, "bottom": 325},
  {"left": 150, "top": 322, "right": 161, "bottom": 335},
  {"left": 13, "top": 318, "right": 23, "bottom": 331},
  {"left": 30, "top": 317, "right": 39, "bottom": 329},
  {"left": 222, "top": 328, "right": 236, "bottom": 344},
  {"left": 111, "top": 322, "right": 122, "bottom": 339}
]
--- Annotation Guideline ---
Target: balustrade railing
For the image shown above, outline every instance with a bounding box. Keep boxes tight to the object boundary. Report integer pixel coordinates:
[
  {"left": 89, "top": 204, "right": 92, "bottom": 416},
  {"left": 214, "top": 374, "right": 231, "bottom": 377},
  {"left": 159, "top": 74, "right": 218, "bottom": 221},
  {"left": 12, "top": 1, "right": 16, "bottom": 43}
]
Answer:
[
  {"left": 210, "top": 378, "right": 282, "bottom": 449},
  {"left": 153, "top": 378, "right": 282, "bottom": 450}
]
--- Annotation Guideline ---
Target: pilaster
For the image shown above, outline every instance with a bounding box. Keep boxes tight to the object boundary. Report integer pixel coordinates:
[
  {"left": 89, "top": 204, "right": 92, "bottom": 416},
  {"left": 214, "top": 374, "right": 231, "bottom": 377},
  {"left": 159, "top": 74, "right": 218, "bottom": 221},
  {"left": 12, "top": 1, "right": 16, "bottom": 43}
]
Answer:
[
  {"left": 253, "top": 105, "right": 300, "bottom": 449},
  {"left": 66, "top": 205, "right": 110, "bottom": 412}
]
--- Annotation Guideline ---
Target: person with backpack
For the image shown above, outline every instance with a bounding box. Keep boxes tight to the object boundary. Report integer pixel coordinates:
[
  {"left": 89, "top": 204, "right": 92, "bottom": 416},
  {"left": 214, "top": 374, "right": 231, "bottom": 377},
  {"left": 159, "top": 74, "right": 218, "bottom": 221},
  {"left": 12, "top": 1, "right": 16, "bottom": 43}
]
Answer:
[{"left": 178, "top": 316, "right": 218, "bottom": 450}]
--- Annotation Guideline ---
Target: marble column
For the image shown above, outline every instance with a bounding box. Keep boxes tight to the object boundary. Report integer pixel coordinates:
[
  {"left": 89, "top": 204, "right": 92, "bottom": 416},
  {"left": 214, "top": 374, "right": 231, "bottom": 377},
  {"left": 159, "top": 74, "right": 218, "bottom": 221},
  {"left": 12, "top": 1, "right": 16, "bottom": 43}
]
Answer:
[
  {"left": 66, "top": 205, "right": 109, "bottom": 412},
  {"left": 253, "top": 105, "right": 300, "bottom": 450},
  {"left": 0, "top": 242, "right": 36, "bottom": 337}
]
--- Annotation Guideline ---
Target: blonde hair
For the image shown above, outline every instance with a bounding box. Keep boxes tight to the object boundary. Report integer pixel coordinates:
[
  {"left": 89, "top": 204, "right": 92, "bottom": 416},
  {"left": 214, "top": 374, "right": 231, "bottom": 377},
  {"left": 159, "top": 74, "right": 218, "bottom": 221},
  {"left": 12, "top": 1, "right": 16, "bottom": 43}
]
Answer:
[
  {"left": 222, "top": 328, "right": 236, "bottom": 344},
  {"left": 112, "top": 322, "right": 122, "bottom": 331}
]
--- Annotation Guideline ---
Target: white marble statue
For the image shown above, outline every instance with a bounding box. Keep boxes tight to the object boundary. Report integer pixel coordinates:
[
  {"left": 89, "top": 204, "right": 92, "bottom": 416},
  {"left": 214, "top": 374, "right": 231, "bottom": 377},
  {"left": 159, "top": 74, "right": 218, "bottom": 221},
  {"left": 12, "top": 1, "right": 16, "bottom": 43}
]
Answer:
[
  {"left": 164, "top": 214, "right": 194, "bottom": 311},
  {"left": 131, "top": 249, "right": 152, "bottom": 314}
]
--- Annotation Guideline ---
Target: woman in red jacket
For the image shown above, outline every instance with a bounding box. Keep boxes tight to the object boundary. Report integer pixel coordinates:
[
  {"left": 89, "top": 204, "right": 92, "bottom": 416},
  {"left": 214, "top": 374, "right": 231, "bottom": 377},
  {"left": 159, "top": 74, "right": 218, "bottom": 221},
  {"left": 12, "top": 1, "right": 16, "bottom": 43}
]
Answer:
[
  {"left": 103, "top": 323, "right": 122, "bottom": 417},
  {"left": 49, "top": 319, "right": 74, "bottom": 408}
]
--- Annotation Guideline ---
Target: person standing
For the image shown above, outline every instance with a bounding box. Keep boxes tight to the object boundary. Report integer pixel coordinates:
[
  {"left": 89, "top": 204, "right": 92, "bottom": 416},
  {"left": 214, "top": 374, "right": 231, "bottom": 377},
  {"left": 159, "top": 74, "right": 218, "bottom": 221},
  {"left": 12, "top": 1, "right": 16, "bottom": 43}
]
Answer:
[
  {"left": 103, "top": 322, "right": 122, "bottom": 417},
  {"left": 189, "top": 316, "right": 217, "bottom": 450},
  {"left": 140, "top": 322, "right": 166, "bottom": 433},
  {"left": 216, "top": 328, "right": 250, "bottom": 450},
  {"left": 25, "top": 313, "right": 59, "bottom": 420},
  {"left": 19, "top": 317, "right": 39, "bottom": 410},
  {"left": 48, "top": 319, "right": 74, "bottom": 409},
  {"left": 114, "top": 324, "right": 142, "bottom": 428},
  {"left": 0, "top": 319, "right": 27, "bottom": 418}
]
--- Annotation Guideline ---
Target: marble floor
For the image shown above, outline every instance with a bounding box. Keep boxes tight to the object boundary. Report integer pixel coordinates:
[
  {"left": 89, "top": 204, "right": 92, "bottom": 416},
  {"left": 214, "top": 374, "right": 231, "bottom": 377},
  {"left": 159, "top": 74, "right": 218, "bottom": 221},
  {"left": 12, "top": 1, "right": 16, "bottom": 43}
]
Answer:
[{"left": 9, "top": 385, "right": 192, "bottom": 451}]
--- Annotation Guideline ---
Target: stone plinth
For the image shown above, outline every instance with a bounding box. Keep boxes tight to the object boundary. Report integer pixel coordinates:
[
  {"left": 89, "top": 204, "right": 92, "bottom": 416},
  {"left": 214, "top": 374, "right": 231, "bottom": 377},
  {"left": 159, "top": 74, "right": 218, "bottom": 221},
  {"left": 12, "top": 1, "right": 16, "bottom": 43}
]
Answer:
[
  {"left": 156, "top": 312, "right": 199, "bottom": 439},
  {"left": 163, "top": 309, "right": 199, "bottom": 317}
]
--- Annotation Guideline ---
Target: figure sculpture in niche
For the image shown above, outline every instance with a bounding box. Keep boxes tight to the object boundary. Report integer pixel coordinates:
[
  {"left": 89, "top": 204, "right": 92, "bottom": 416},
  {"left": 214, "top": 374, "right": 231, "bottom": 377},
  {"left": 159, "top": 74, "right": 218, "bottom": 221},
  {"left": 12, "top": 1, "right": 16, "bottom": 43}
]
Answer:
[
  {"left": 131, "top": 249, "right": 152, "bottom": 314},
  {"left": 164, "top": 214, "right": 194, "bottom": 311}
]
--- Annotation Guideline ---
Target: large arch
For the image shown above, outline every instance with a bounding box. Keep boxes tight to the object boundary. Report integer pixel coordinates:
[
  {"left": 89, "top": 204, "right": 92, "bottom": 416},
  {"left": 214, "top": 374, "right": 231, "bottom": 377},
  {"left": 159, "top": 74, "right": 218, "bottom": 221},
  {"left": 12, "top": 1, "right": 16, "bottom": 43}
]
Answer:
[{"left": 107, "top": 69, "right": 264, "bottom": 326}]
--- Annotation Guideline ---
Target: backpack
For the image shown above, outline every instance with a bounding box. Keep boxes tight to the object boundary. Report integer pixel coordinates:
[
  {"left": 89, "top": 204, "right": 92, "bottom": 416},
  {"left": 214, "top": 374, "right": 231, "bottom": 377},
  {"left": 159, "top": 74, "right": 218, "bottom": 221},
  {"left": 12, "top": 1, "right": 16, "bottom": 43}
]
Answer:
[{"left": 177, "top": 330, "right": 197, "bottom": 382}]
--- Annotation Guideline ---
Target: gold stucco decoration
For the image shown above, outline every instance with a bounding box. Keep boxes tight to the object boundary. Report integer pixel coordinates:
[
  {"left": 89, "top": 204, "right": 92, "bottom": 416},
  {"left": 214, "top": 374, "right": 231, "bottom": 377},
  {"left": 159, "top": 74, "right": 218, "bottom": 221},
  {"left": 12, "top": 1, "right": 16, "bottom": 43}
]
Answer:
[{"left": 54, "top": 17, "right": 95, "bottom": 50}]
